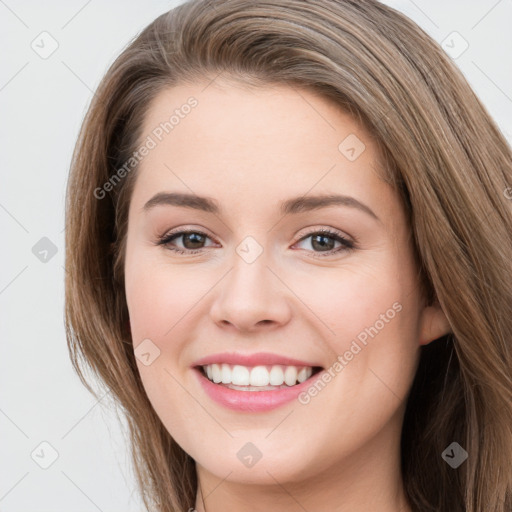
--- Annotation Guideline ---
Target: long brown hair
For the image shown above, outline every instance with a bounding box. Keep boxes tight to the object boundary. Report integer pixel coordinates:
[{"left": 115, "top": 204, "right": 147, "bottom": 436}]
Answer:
[{"left": 64, "top": 1, "right": 512, "bottom": 510}]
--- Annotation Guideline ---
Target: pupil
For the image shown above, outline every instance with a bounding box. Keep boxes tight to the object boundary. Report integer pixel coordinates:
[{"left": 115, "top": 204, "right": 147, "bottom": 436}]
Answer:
[
  {"left": 184, "top": 233, "right": 204, "bottom": 248},
  {"left": 312, "top": 234, "right": 334, "bottom": 251}
]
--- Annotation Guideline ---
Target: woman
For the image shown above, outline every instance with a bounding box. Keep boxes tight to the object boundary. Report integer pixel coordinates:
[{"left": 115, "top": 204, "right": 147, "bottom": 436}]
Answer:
[{"left": 64, "top": 0, "right": 512, "bottom": 510}]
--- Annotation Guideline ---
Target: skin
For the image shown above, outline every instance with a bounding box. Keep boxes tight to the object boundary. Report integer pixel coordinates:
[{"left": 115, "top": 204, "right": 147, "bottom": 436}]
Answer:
[{"left": 123, "top": 79, "right": 451, "bottom": 512}]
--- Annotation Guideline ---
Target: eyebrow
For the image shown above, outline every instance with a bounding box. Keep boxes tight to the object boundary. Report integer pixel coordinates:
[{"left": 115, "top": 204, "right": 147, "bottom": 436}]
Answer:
[{"left": 143, "top": 192, "right": 380, "bottom": 222}]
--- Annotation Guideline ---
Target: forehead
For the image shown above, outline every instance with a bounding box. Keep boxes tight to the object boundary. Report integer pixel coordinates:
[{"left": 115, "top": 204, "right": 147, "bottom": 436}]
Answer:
[
  {"left": 129, "top": 80, "right": 396, "bottom": 223},
  {"left": 141, "top": 80, "right": 371, "bottom": 153}
]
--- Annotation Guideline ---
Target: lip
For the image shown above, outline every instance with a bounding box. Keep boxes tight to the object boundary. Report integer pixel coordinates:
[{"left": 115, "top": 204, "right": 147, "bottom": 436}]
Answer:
[
  {"left": 192, "top": 366, "right": 323, "bottom": 412},
  {"left": 192, "top": 351, "right": 322, "bottom": 368}
]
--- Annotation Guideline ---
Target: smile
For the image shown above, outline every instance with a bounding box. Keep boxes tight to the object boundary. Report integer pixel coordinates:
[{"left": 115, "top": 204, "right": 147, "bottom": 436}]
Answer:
[
  {"left": 199, "top": 363, "right": 322, "bottom": 389},
  {"left": 193, "top": 364, "right": 324, "bottom": 412}
]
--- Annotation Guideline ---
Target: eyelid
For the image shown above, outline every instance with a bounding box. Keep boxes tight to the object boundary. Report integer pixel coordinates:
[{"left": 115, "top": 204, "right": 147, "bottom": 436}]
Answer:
[
  {"left": 296, "top": 225, "right": 354, "bottom": 243},
  {"left": 158, "top": 225, "right": 218, "bottom": 242}
]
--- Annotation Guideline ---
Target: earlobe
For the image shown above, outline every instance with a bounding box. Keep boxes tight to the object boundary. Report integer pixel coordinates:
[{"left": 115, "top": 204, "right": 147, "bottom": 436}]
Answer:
[{"left": 419, "top": 304, "right": 451, "bottom": 346}]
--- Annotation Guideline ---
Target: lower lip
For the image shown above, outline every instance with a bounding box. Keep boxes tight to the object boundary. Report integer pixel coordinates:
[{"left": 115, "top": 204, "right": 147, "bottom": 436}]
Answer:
[{"left": 193, "top": 368, "right": 321, "bottom": 412}]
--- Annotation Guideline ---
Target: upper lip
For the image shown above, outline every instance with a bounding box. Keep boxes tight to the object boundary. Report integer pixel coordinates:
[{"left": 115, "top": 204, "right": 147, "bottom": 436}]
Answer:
[{"left": 192, "top": 352, "right": 323, "bottom": 368}]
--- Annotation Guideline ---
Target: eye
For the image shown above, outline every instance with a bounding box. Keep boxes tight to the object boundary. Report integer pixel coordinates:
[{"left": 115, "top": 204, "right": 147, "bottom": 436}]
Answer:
[
  {"left": 156, "top": 227, "right": 355, "bottom": 257},
  {"left": 293, "top": 228, "right": 355, "bottom": 257},
  {"left": 156, "top": 229, "right": 216, "bottom": 254}
]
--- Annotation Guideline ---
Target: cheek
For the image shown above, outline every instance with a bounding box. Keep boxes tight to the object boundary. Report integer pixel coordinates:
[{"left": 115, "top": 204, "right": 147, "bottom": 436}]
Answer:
[
  {"left": 124, "top": 254, "right": 208, "bottom": 441},
  {"left": 125, "top": 253, "right": 208, "bottom": 343},
  {"left": 292, "top": 252, "right": 421, "bottom": 400},
  {"left": 284, "top": 263, "right": 420, "bottom": 467},
  {"left": 290, "top": 254, "right": 415, "bottom": 348}
]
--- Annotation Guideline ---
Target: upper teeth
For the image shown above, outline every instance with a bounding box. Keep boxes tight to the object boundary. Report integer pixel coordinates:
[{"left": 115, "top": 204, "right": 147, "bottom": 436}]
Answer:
[{"left": 203, "top": 364, "right": 313, "bottom": 387}]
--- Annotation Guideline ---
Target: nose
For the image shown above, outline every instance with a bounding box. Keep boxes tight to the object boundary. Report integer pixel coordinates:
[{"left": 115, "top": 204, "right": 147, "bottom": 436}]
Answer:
[{"left": 209, "top": 252, "right": 292, "bottom": 333}]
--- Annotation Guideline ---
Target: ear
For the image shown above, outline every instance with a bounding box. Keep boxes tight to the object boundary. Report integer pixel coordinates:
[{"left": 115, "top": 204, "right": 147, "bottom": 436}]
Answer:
[{"left": 418, "top": 302, "right": 451, "bottom": 346}]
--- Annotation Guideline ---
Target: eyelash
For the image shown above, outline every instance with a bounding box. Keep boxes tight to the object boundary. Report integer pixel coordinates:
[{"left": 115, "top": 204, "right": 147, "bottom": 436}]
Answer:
[{"left": 156, "top": 228, "right": 356, "bottom": 258}]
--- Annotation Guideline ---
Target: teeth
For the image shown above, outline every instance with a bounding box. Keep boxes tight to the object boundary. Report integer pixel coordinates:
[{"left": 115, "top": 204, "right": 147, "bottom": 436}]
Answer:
[
  {"left": 232, "top": 365, "right": 250, "bottom": 385},
  {"left": 284, "top": 366, "right": 297, "bottom": 386},
  {"left": 297, "top": 367, "right": 309, "bottom": 383},
  {"left": 269, "top": 365, "right": 284, "bottom": 386},
  {"left": 221, "top": 364, "right": 231, "bottom": 384},
  {"left": 211, "top": 363, "right": 222, "bottom": 383},
  {"left": 201, "top": 364, "right": 314, "bottom": 387},
  {"left": 250, "top": 366, "right": 270, "bottom": 386}
]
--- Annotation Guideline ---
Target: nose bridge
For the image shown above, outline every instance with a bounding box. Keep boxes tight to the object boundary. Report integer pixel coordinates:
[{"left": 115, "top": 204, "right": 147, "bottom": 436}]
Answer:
[
  {"left": 209, "top": 236, "right": 291, "bottom": 331},
  {"left": 227, "top": 239, "right": 274, "bottom": 307},
  {"left": 230, "top": 244, "right": 269, "bottom": 297}
]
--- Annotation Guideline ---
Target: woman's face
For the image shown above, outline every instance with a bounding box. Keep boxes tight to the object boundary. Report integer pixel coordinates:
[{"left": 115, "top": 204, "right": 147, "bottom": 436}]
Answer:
[{"left": 123, "top": 80, "right": 449, "bottom": 489}]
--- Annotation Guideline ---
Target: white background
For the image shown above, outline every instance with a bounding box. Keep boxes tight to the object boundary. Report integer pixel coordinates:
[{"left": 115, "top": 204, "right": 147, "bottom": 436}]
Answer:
[{"left": 1, "top": 0, "right": 511, "bottom": 510}]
